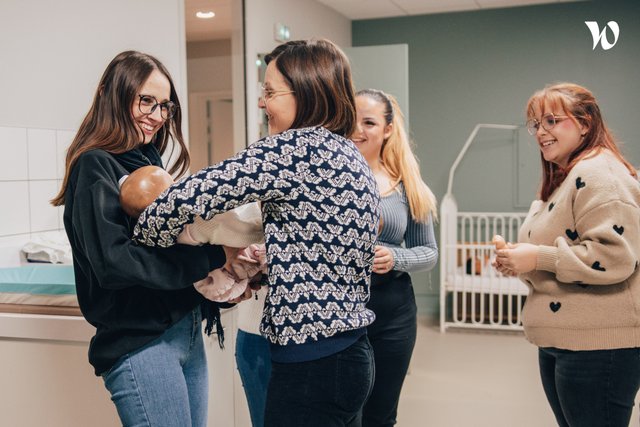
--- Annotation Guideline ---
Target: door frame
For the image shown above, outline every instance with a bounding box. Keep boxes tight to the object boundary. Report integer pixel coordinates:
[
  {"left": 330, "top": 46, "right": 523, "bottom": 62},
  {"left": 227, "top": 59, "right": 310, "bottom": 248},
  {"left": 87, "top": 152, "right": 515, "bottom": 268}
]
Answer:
[{"left": 188, "top": 90, "right": 233, "bottom": 172}]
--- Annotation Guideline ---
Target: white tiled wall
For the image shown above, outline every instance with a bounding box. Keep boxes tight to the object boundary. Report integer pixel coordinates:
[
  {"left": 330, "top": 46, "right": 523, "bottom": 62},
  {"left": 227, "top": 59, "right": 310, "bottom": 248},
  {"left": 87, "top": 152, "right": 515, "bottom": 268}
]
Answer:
[{"left": 0, "top": 125, "right": 75, "bottom": 244}]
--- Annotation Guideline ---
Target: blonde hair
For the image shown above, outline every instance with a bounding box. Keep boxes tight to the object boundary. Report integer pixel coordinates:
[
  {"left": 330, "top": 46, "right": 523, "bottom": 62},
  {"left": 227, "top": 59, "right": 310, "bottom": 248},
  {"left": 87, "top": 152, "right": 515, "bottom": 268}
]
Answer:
[{"left": 356, "top": 89, "right": 437, "bottom": 222}]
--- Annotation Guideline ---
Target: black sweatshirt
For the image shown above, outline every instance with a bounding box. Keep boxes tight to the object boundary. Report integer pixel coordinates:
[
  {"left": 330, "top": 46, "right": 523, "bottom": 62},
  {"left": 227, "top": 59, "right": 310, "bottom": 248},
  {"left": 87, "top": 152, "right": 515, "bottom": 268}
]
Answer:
[{"left": 63, "top": 143, "right": 225, "bottom": 375}]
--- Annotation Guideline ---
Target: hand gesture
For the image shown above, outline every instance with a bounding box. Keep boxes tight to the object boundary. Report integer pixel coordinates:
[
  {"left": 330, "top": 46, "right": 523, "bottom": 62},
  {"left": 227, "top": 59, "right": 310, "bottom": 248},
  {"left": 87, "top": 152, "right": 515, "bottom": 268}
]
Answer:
[
  {"left": 373, "top": 245, "right": 395, "bottom": 274},
  {"left": 491, "top": 235, "right": 516, "bottom": 276},
  {"left": 494, "top": 242, "right": 539, "bottom": 275}
]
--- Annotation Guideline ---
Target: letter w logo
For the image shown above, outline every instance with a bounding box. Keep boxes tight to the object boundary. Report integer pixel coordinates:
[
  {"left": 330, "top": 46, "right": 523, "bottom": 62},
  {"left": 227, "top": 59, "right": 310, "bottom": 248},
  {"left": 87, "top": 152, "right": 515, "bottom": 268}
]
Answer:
[{"left": 585, "top": 21, "right": 620, "bottom": 50}]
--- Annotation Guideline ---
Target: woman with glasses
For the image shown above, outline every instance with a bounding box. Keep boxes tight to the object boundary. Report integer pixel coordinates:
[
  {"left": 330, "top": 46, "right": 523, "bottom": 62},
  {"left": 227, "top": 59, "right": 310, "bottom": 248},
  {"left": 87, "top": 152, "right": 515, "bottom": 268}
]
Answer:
[
  {"left": 52, "top": 50, "right": 228, "bottom": 427},
  {"left": 493, "top": 82, "right": 640, "bottom": 427},
  {"left": 350, "top": 89, "right": 438, "bottom": 427},
  {"left": 132, "top": 39, "right": 379, "bottom": 427}
]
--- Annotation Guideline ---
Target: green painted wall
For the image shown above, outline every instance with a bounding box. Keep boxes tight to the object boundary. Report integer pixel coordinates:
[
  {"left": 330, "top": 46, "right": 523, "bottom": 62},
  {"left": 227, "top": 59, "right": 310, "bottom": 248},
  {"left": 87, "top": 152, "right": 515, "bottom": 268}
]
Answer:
[{"left": 352, "top": 0, "right": 640, "bottom": 317}]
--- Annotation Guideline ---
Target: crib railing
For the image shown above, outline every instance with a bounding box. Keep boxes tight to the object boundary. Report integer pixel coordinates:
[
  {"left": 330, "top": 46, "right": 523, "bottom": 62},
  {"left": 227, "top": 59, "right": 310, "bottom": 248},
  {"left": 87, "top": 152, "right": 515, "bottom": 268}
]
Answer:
[
  {"left": 440, "top": 208, "right": 529, "bottom": 332},
  {"left": 439, "top": 124, "right": 529, "bottom": 332}
]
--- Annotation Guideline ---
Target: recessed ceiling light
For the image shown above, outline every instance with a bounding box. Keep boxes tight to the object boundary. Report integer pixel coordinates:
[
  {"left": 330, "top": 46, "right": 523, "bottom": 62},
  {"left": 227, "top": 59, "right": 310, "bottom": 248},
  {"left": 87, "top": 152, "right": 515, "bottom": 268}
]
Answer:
[{"left": 196, "top": 11, "right": 215, "bottom": 19}]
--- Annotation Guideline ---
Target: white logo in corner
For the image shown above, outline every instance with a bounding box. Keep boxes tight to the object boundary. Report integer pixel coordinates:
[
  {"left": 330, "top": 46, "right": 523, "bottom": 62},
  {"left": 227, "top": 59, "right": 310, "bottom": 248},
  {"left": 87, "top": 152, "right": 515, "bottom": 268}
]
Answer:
[{"left": 585, "top": 21, "right": 620, "bottom": 50}]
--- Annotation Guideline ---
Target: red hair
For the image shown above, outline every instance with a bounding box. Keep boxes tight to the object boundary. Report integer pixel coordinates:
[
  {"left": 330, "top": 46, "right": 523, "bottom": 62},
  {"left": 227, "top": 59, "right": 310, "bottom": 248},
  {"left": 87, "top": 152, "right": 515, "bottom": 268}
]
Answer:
[{"left": 526, "top": 82, "right": 636, "bottom": 201}]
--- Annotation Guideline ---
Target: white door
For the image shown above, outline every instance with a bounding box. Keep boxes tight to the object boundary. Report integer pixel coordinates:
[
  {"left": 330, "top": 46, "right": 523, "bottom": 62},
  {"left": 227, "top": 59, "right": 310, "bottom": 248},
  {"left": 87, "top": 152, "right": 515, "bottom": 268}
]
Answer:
[{"left": 189, "top": 92, "right": 234, "bottom": 172}]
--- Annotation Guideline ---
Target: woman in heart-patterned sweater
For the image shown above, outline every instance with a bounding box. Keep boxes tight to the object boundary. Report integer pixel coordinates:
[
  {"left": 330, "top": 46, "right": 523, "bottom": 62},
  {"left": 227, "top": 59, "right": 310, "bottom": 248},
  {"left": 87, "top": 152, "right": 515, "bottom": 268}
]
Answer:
[{"left": 494, "top": 83, "right": 640, "bottom": 427}]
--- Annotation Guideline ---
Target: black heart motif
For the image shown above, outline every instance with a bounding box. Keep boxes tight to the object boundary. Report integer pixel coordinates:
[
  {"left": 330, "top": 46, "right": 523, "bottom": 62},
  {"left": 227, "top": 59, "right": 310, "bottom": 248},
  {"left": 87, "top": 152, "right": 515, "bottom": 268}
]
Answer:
[
  {"left": 613, "top": 225, "right": 624, "bottom": 235},
  {"left": 576, "top": 177, "right": 586, "bottom": 189},
  {"left": 548, "top": 202, "right": 555, "bottom": 212},
  {"left": 592, "top": 261, "right": 606, "bottom": 272},
  {"left": 550, "top": 302, "right": 561, "bottom": 312},
  {"left": 565, "top": 229, "right": 578, "bottom": 240}
]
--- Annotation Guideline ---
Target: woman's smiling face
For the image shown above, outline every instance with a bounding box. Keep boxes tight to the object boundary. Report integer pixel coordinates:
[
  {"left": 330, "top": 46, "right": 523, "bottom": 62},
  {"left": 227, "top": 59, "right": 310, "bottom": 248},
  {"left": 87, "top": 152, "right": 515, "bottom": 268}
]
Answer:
[
  {"left": 259, "top": 61, "right": 296, "bottom": 136},
  {"left": 530, "top": 101, "right": 587, "bottom": 168},
  {"left": 351, "top": 95, "right": 392, "bottom": 163},
  {"left": 132, "top": 69, "right": 171, "bottom": 144}
]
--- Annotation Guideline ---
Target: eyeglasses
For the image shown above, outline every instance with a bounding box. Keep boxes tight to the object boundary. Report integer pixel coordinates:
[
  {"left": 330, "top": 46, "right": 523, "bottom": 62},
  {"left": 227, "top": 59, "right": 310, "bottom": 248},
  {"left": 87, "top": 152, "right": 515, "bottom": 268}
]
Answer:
[
  {"left": 260, "top": 85, "right": 294, "bottom": 104},
  {"left": 526, "top": 113, "right": 574, "bottom": 135},
  {"left": 138, "top": 94, "right": 177, "bottom": 120}
]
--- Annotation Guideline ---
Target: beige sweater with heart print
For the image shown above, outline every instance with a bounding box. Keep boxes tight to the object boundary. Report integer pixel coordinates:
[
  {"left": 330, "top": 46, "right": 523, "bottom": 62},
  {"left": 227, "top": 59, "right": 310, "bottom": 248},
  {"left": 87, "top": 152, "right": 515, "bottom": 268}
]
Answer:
[{"left": 518, "top": 149, "right": 640, "bottom": 350}]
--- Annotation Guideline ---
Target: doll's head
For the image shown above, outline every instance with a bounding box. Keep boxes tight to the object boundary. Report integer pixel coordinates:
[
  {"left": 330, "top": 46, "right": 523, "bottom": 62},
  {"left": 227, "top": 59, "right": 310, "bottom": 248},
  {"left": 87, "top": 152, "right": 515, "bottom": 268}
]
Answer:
[{"left": 119, "top": 165, "right": 174, "bottom": 217}]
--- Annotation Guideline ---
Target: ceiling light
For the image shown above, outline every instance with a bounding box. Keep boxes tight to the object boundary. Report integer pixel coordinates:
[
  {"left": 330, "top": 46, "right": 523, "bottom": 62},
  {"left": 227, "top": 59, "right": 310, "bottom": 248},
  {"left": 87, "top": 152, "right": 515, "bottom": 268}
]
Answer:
[{"left": 196, "top": 11, "right": 215, "bottom": 19}]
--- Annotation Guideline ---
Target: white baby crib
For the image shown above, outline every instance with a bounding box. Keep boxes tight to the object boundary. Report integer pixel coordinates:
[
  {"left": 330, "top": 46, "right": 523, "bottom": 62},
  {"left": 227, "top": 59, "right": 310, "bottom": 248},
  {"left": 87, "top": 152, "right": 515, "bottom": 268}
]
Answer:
[{"left": 439, "top": 124, "right": 529, "bottom": 332}]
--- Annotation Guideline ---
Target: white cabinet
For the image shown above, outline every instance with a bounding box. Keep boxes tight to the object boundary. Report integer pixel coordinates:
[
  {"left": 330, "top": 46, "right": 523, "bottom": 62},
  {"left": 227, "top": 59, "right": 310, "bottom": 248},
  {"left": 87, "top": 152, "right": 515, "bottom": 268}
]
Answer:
[{"left": 0, "top": 308, "right": 252, "bottom": 426}]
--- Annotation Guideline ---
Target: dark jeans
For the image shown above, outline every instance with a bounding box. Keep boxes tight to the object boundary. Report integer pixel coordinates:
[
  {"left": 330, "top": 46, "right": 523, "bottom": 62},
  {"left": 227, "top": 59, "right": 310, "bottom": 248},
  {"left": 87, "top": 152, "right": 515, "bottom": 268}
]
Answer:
[
  {"left": 264, "top": 334, "right": 375, "bottom": 427},
  {"left": 235, "top": 329, "right": 271, "bottom": 427},
  {"left": 362, "top": 271, "right": 417, "bottom": 427},
  {"left": 539, "top": 346, "right": 640, "bottom": 427}
]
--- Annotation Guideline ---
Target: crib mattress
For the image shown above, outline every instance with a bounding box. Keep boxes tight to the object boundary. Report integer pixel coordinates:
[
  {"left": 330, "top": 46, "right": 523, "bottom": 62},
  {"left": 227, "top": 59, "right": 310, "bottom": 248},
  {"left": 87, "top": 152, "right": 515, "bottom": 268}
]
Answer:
[
  {"left": 445, "top": 271, "right": 529, "bottom": 296},
  {"left": 0, "top": 265, "right": 80, "bottom": 315}
]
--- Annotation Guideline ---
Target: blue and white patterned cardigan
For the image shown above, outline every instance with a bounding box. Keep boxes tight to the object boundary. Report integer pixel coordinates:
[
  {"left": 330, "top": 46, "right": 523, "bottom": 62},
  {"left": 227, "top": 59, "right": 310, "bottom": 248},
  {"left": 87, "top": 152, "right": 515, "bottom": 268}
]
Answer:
[{"left": 133, "top": 126, "right": 379, "bottom": 362}]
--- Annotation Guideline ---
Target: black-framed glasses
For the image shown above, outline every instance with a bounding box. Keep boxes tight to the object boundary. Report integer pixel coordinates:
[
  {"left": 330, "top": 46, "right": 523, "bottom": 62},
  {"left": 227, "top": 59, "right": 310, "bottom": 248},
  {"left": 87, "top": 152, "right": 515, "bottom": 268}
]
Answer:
[
  {"left": 138, "top": 94, "right": 177, "bottom": 120},
  {"left": 260, "top": 85, "right": 294, "bottom": 104},
  {"left": 526, "top": 113, "right": 573, "bottom": 135}
]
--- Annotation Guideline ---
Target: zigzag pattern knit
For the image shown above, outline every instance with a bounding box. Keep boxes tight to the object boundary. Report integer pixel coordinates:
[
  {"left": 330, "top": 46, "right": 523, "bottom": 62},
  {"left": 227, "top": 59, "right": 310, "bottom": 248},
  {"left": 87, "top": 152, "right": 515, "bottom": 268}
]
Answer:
[{"left": 133, "top": 126, "right": 379, "bottom": 362}]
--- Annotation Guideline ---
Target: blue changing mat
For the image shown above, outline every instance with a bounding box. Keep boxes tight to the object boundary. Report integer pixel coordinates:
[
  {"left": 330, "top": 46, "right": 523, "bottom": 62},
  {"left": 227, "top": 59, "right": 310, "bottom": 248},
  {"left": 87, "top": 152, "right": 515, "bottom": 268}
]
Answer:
[{"left": 0, "top": 265, "right": 76, "bottom": 295}]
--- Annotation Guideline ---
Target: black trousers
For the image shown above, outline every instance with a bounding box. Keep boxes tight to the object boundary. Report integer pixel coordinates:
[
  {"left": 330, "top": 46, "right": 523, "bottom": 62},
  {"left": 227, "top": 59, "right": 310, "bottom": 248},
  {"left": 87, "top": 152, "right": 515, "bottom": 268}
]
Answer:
[
  {"left": 539, "top": 346, "right": 640, "bottom": 427},
  {"left": 265, "top": 334, "right": 375, "bottom": 427},
  {"left": 362, "top": 271, "right": 417, "bottom": 427}
]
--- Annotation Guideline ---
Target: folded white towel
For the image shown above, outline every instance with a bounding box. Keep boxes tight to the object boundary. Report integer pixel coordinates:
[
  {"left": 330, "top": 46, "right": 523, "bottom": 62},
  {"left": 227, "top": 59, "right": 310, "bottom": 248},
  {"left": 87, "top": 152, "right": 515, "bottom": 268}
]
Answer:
[{"left": 22, "top": 231, "right": 72, "bottom": 264}]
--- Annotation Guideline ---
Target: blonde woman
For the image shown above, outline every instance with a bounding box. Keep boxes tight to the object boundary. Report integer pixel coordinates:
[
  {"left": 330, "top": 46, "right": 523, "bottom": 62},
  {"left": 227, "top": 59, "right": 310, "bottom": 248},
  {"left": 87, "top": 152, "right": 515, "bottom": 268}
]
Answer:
[{"left": 351, "top": 89, "right": 438, "bottom": 427}]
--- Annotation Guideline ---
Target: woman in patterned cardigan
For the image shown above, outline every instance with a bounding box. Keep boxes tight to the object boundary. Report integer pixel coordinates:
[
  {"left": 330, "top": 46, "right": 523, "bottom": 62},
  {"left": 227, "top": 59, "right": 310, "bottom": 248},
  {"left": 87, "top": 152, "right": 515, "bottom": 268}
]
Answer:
[
  {"left": 494, "top": 82, "right": 640, "bottom": 427},
  {"left": 133, "top": 39, "right": 379, "bottom": 427}
]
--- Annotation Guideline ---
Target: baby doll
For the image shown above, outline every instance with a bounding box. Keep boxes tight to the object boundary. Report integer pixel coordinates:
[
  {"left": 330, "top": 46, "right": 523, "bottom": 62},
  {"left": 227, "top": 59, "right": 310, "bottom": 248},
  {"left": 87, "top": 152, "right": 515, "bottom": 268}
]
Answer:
[{"left": 119, "top": 166, "right": 266, "bottom": 302}]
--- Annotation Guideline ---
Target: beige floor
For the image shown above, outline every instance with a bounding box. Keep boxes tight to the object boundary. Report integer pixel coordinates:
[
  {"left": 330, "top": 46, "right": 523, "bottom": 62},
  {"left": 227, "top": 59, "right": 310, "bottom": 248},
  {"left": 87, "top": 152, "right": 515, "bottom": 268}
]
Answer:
[{"left": 396, "top": 318, "right": 640, "bottom": 427}]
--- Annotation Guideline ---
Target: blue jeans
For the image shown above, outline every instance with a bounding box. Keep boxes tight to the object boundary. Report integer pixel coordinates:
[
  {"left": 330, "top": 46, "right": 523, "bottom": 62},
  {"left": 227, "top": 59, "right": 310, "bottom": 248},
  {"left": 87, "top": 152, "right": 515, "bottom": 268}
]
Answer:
[
  {"left": 235, "top": 329, "right": 271, "bottom": 427},
  {"left": 264, "top": 334, "right": 375, "bottom": 427},
  {"left": 102, "top": 308, "right": 208, "bottom": 427},
  {"left": 539, "top": 346, "right": 640, "bottom": 427}
]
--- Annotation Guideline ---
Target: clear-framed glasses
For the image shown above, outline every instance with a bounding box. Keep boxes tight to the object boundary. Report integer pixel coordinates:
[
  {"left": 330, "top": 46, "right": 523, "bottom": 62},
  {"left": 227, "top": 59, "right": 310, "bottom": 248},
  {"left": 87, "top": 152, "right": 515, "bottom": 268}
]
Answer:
[
  {"left": 526, "top": 113, "right": 573, "bottom": 135},
  {"left": 260, "top": 85, "right": 294, "bottom": 104},
  {"left": 138, "top": 94, "right": 177, "bottom": 120}
]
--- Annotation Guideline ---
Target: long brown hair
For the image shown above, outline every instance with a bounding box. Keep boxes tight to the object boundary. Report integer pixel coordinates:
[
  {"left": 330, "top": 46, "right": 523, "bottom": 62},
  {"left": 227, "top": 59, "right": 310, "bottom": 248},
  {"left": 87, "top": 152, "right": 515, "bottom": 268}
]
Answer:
[
  {"left": 51, "top": 50, "right": 188, "bottom": 206},
  {"left": 264, "top": 39, "right": 356, "bottom": 137},
  {"left": 526, "top": 82, "right": 636, "bottom": 201},
  {"left": 356, "top": 89, "right": 437, "bottom": 222}
]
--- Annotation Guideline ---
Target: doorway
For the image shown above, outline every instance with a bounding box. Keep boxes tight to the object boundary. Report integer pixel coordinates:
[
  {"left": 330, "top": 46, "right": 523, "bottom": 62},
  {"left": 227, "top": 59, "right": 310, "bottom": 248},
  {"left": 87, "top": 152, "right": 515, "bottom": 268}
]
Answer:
[{"left": 188, "top": 91, "right": 234, "bottom": 171}]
